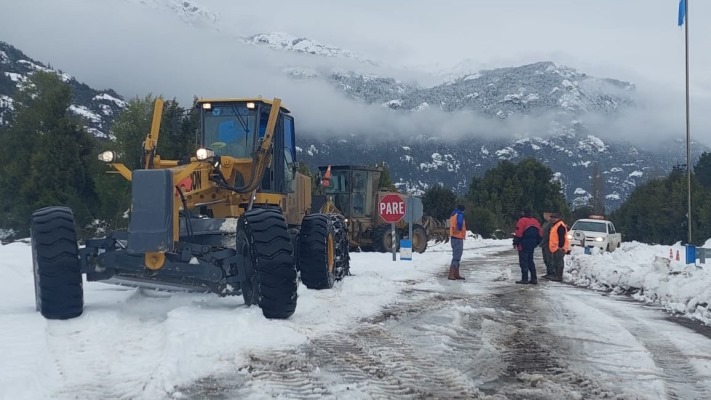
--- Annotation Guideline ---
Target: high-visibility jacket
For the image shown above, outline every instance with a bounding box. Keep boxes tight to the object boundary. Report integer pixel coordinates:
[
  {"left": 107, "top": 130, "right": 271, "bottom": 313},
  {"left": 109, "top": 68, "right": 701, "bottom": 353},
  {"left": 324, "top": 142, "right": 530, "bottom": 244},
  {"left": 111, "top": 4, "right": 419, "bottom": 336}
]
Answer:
[
  {"left": 513, "top": 216, "right": 542, "bottom": 251},
  {"left": 449, "top": 212, "right": 467, "bottom": 239},
  {"left": 548, "top": 220, "right": 569, "bottom": 253}
]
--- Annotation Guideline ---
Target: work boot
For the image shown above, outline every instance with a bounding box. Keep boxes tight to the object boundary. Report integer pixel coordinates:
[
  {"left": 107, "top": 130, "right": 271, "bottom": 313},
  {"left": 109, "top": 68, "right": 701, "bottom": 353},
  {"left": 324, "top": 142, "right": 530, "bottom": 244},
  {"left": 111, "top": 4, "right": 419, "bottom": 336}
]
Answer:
[
  {"left": 515, "top": 280, "right": 529, "bottom": 284},
  {"left": 454, "top": 269, "right": 465, "bottom": 280},
  {"left": 448, "top": 267, "right": 457, "bottom": 280}
]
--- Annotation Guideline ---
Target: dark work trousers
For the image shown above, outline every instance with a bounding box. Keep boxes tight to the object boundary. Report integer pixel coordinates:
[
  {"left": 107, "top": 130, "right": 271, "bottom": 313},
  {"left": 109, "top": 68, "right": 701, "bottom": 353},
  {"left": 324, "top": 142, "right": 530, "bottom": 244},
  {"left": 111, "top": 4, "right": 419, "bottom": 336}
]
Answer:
[
  {"left": 541, "top": 246, "right": 554, "bottom": 275},
  {"left": 552, "top": 249, "right": 565, "bottom": 278},
  {"left": 450, "top": 237, "right": 463, "bottom": 270},
  {"left": 518, "top": 245, "right": 537, "bottom": 282}
]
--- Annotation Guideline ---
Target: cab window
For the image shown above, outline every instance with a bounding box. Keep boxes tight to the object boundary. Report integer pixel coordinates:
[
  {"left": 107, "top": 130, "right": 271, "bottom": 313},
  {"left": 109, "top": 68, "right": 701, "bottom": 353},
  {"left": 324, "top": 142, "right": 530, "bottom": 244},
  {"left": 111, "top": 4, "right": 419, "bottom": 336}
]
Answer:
[{"left": 203, "top": 105, "right": 255, "bottom": 158}]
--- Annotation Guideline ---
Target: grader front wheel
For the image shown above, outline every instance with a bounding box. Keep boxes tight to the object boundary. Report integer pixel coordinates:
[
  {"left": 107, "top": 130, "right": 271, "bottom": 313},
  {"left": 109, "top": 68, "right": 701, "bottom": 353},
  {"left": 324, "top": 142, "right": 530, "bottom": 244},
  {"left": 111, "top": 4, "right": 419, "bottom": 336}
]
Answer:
[{"left": 30, "top": 206, "right": 84, "bottom": 320}]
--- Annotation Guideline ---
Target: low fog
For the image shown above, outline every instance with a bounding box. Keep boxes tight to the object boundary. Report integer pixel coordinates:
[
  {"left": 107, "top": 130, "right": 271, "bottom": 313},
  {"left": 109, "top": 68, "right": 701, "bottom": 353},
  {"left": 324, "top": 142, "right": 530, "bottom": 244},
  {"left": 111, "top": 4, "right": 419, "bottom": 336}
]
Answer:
[{"left": 0, "top": 0, "right": 709, "bottom": 147}]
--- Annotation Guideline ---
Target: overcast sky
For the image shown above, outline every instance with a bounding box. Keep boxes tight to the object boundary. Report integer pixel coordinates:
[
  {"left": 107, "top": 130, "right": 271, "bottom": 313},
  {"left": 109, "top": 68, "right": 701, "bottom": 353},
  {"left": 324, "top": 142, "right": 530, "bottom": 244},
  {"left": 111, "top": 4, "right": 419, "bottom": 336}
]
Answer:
[{"left": 0, "top": 0, "right": 709, "bottom": 145}]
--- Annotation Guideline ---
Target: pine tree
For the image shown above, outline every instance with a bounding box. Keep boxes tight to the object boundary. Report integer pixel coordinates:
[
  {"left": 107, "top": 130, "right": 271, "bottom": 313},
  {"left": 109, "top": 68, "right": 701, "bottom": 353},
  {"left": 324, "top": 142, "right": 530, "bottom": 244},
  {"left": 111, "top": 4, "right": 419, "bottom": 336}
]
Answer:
[
  {"left": 0, "top": 71, "right": 99, "bottom": 237},
  {"left": 695, "top": 152, "right": 711, "bottom": 189},
  {"left": 422, "top": 184, "right": 457, "bottom": 220},
  {"left": 610, "top": 164, "right": 707, "bottom": 245},
  {"left": 378, "top": 163, "right": 398, "bottom": 191},
  {"left": 110, "top": 94, "right": 158, "bottom": 170},
  {"left": 157, "top": 98, "right": 198, "bottom": 161},
  {"left": 465, "top": 158, "right": 569, "bottom": 236},
  {"left": 590, "top": 163, "right": 605, "bottom": 215}
]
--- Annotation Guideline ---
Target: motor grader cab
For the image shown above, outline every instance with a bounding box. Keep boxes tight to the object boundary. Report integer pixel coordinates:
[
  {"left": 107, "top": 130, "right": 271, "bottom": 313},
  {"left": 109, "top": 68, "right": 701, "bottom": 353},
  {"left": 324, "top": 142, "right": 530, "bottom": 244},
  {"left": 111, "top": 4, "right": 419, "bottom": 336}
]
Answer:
[
  {"left": 312, "top": 165, "right": 448, "bottom": 253},
  {"left": 30, "top": 97, "right": 349, "bottom": 321}
]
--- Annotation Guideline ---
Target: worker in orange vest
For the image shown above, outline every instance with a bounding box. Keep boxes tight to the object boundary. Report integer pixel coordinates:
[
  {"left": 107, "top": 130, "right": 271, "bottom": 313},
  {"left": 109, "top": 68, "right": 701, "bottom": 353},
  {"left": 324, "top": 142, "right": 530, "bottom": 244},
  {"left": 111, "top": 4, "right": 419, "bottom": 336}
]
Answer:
[
  {"left": 448, "top": 204, "right": 467, "bottom": 280},
  {"left": 545, "top": 213, "right": 569, "bottom": 282}
]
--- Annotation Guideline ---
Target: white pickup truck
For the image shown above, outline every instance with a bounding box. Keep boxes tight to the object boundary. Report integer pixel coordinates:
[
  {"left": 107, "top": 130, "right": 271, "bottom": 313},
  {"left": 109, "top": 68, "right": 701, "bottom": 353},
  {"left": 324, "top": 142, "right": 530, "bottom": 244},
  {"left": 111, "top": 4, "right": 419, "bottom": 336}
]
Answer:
[{"left": 566, "top": 216, "right": 622, "bottom": 252}]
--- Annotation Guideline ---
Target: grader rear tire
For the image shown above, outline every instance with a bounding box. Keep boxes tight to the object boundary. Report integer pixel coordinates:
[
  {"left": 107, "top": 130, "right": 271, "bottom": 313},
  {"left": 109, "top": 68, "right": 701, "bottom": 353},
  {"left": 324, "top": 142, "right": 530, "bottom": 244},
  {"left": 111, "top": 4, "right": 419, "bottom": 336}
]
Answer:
[
  {"left": 237, "top": 208, "right": 298, "bottom": 319},
  {"left": 30, "top": 206, "right": 84, "bottom": 320},
  {"left": 373, "top": 225, "right": 399, "bottom": 253},
  {"left": 298, "top": 214, "right": 338, "bottom": 289},
  {"left": 411, "top": 224, "right": 428, "bottom": 253}
]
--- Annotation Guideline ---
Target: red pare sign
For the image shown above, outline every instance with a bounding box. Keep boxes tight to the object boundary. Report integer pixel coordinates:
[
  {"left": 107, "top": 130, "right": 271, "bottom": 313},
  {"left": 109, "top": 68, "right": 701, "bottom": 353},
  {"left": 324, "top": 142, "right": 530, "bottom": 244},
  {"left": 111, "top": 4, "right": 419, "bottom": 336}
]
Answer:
[{"left": 378, "top": 194, "right": 406, "bottom": 223}]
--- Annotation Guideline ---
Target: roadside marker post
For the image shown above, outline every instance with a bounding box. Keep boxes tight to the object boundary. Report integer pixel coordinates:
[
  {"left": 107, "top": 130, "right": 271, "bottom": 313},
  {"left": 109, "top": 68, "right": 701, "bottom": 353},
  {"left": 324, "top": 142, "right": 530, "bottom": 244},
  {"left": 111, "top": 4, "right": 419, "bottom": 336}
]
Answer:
[{"left": 400, "top": 239, "right": 412, "bottom": 261}]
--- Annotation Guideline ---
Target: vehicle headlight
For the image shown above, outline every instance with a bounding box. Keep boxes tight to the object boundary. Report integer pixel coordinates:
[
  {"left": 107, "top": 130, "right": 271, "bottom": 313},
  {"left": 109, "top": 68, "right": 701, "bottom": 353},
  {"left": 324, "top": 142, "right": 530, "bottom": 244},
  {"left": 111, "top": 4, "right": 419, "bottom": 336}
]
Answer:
[
  {"left": 196, "top": 148, "right": 215, "bottom": 161},
  {"left": 595, "top": 237, "right": 604, "bottom": 242},
  {"left": 566, "top": 234, "right": 573, "bottom": 240},
  {"left": 97, "top": 150, "right": 117, "bottom": 163}
]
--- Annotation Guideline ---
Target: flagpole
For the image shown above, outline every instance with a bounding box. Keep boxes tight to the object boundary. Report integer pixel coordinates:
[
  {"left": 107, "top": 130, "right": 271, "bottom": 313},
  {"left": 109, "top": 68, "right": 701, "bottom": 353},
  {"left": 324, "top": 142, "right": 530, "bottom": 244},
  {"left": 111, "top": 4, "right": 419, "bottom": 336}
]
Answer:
[{"left": 684, "top": 0, "right": 692, "bottom": 244}]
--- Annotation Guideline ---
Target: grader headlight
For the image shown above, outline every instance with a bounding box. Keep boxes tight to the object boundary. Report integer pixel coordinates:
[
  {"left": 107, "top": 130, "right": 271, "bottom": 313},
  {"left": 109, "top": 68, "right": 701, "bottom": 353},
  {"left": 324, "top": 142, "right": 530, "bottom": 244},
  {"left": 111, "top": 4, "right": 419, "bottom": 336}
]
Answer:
[
  {"left": 97, "top": 151, "right": 117, "bottom": 163},
  {"left": 196, "top": 148, "right": 215, "bottom": 161}
]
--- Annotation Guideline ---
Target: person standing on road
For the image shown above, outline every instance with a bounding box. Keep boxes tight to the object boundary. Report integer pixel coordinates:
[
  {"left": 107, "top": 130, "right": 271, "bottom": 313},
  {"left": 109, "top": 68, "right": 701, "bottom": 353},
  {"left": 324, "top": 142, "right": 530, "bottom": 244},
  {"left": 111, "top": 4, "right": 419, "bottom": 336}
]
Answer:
[
  {"left": 448, "top": 204, "right": 467, "bottom": 281},
  {"left": 512, "top": 209, "right": 542, "bottom": 284},
  {"left": 540, "top": 212, "right": 554, "bottom": 279},
  {"left": 547, "top": 213, "right": 569, "bottom": 282}
]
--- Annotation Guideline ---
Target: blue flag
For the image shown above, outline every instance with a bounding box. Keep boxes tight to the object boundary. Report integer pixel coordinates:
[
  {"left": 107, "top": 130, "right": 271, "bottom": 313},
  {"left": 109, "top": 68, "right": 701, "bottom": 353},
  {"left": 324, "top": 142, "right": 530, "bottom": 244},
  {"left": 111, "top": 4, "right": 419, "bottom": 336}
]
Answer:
[{"left": 678, "top": 0, "right": 686, "bottom": 26}]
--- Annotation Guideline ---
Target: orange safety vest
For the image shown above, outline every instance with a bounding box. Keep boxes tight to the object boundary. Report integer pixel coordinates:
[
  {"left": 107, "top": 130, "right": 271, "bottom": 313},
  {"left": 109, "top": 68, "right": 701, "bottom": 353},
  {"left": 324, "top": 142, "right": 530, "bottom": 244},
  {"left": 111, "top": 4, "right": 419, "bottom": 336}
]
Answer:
[
  {"left": 449, "top": 213, "right": 467, "bottom": 239},
  {"left": 548, "top": 220, "right": 569, "bottom": 253}
]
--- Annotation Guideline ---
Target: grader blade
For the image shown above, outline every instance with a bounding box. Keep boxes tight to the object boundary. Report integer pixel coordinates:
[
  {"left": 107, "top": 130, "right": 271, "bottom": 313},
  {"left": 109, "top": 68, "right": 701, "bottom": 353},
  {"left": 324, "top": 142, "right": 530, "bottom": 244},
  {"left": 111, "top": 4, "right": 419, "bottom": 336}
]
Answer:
[{"left": 422, "top": 215, "right": 450, "bottom": 244}]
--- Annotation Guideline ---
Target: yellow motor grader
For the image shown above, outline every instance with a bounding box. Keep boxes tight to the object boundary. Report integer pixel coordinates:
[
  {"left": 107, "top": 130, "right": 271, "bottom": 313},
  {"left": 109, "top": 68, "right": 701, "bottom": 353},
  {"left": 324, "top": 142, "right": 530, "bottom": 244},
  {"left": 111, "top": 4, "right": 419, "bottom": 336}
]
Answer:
[
  {"left": 30, "top": 98, "right": 349, "bottom": 320},
  {"left": 312, "top": 164, "right": 449, "bottom": 253}
]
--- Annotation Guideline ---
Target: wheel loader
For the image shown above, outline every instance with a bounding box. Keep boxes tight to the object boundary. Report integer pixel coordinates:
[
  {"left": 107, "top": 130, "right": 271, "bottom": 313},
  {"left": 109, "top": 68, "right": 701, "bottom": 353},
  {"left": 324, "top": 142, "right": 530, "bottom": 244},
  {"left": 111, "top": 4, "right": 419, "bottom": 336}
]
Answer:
[
  {"left": 311, "top": 164, "right": 449, "bottom": 253},
  {"left": 30, "top": 97, "right": 349, "bottom": 321}
]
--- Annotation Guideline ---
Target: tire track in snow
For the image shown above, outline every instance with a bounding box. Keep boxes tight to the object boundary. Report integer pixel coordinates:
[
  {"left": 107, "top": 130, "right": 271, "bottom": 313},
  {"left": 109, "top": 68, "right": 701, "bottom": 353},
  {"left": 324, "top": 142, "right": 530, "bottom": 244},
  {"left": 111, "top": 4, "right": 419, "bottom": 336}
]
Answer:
[
  {"left": 474, "top": 252, "right": 630, "bottom": 399},
  {"left": 579, "top": 293, "right": 711, "bottom": 400},
  {"left": 46, "top": 290, "right": 185, "bottom": 400},
  {"left": 191, "top": 291, "right": 486, "bottom": 399},
  {"left": 180, "top": 253, "right": 615, "bottom": 399},
  {"left": 178, "top": 249, "right": 711, "bottom": 399}
]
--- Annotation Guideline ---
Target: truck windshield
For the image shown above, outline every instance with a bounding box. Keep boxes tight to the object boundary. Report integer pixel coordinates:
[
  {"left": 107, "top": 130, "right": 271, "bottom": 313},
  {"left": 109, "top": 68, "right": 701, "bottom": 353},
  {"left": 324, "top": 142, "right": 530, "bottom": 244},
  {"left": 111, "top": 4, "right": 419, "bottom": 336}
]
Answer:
[
  {"left": 324, "top": 171, "right": 350, "bottom": 193},
  {"left": 323, "top": 170, "right": 351, "bottom": 214},
  {"left": 571, "top": 221, "right": 607, "bottom": 233},
  {"left": 203, "top": 105, "right": 256, "bottom": 158}
]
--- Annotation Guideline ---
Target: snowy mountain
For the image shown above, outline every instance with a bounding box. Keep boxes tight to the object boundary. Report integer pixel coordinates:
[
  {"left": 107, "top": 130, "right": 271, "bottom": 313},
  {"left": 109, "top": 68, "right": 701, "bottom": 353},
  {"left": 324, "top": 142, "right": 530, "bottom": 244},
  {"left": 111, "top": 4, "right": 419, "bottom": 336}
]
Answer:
[
  {"left": 0, "top": 40, "right": 702, "bottom": 210},
  {"left": 323, "top": 61, "right": 634, "bottom": 117},
  {"left": 243, "top": 32, "right": 376, "bottom": 65},
  {"left": 292, "top": 61, "right": 695, "bottom": 210},
  {"left": 0, "top": 42, "right": 126, "bottom": 139},
  {"left": 296, "top": 131, "right": 697, "bottom": 211},
  {"left": 122, "top": 0, "right": 218, "bottom": 27}
]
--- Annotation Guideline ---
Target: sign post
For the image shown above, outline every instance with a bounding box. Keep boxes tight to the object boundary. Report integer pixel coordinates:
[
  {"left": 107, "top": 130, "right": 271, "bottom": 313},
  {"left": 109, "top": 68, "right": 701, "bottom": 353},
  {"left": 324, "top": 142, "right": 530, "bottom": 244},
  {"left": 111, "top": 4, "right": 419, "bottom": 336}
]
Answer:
[
  {"left": 378, "top": 194, "right": 406, "bottom": 261},
  {"left": 403, "top": 195, "right": 424, "bottom": 259}
]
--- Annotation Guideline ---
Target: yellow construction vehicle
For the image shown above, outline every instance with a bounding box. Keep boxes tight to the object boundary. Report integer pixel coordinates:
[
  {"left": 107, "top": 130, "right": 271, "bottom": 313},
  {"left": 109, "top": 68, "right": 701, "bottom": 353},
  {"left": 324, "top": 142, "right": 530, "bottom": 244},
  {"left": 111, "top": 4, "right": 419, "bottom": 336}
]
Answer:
[
  {"left": 313, "top": 164, "right": 449, "bottom": 253},
  {"left": 30, "top": 98, "right": 349, "bottom": 320}
]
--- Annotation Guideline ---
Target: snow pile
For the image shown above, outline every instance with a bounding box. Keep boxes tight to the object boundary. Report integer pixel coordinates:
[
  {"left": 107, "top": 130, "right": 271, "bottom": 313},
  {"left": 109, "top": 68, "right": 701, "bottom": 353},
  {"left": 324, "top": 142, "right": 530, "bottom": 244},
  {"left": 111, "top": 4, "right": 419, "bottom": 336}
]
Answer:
[{"left": 565, "top": 239, "right": 711, "bottom": 324}]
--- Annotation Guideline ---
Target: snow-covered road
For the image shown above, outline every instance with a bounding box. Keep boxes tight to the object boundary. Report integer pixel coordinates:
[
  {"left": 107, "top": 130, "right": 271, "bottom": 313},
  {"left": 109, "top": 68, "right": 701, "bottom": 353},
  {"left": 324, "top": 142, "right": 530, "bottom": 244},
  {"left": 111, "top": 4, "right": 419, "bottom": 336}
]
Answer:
[
  {"left": 178, "top": 250, "right": 711, "bottom": 399},
  {"left": 3, "top": 238, "right": 711, "bottom": 399}
]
